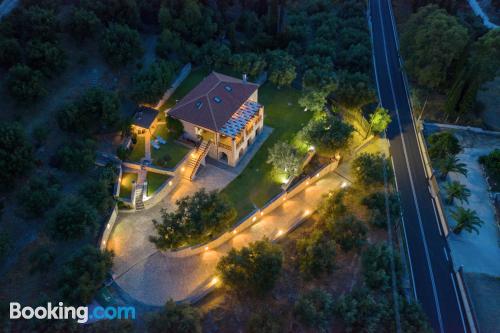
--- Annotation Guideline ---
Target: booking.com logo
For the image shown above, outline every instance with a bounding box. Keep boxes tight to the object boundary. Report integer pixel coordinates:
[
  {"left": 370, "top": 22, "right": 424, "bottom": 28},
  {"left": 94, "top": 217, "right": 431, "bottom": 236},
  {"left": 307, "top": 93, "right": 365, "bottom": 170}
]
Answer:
[{"left": 10, "top": 302, "right": 136, "bottom": 323}]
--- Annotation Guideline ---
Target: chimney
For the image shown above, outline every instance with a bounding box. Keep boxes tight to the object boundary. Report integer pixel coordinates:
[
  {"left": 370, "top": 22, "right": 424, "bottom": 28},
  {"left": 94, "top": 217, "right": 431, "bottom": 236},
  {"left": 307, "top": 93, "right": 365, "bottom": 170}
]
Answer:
[{"left": 242, "top": 73, "right": 247, "bottom": 83}]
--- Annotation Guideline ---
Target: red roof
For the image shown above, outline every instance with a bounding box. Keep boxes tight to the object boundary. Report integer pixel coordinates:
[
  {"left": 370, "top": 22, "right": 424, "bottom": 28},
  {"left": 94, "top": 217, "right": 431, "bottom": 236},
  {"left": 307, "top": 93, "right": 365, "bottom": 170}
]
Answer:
[{"left": 168, "top": 72, "right": 258, "bottom": 132}]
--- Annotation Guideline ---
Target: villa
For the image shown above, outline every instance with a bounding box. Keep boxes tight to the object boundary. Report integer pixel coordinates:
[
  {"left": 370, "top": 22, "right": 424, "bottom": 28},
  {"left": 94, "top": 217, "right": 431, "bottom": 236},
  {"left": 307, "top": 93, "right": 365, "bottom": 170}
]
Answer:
[{"left": 168, "top": 72, "right": 264, "bottom": 177}]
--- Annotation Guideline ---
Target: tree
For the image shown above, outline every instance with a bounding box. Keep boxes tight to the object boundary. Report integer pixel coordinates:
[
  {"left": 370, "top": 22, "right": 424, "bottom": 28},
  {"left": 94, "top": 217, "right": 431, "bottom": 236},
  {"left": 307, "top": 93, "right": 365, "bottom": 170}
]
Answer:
[
  {"left": 479, "top": 149, "right": 500, "bottom": 191},
  {"left": 368, "top": 107, "right": 391, "bottom": 136},
  {"left": 216, "top": 239, "right": 283, "bottom": 295},
  {"left": 79, "top": 179, "right": 115, "bottom": 214},
  {"left": 17, "top": 174, "right": 61, "bottom": 217},
  {"left": 451, "top": 207, "right": 483, "bottom": 234},
  {"left": 48, "top": 197, "right": 98, "bottom": 240},
  {"left": 294, "top": 289, "right": 334, "bottom": 329},
  {"left": 0, "top": 122, "right": 34, "bottom": 185},
  {"left": 362, "top": 191, "right": 400, "bottom": 228},
  {"left": 335, "top": 71, "right": 376, "bottom": 109},
  {"left": 468, "top": 29, "right": 500, "bottom": 85},
  {"left": 146, "top": 299, "right": 201, "bottom": 333},
  {"left": 6, "top": 64, "right": 47, "bottom": 103},
  {"left": 53, "top": 139, "right": 96, "bottom": 173},
  {"left": 400, "top": 5, "right": 468, "bottom": 89},
  {"left": 0, "top": 37, "right": 22, "bottom": 68},
  {"left": 247, "top": 311, "right": 284, "bottom": 333},
  {"left": 0, "top": 232, "right": 10, "bottom": 265},
  {"left": 150, "top": 189, "right": 237, "bottom": 249},
  {"left": 197, "top": 40, "right": 231, "bottom": 70},
  {"left": 266, "top": 50, "right": 297, "bottom": 87},
  {"left": 58, "top": 246, "right": 113, "bottom": 305},
  {"left": 131, "top": 60, "right": 176, "bottom": 104},
  {"left": 67, "top": 8, "right": 101, "bottom": 40},
  {"left": 80, "top": 0, "right": 140, "bottom": 28},
  {"left": 362, "top": 244, "right": 401, "bottom": 292},
  {"left": 57, "top": 88, "right": 120, "bottom": 134},
  {"left": 10, "top": 6, "right": 59, "bottom": 42},
  {"left": 267, "top": 141, "right": 303, "bottom": 180},
  {"left": 26, "top": 40, "right": 67, "bottom": 77},
  {"left": 298, "top": 90, "right": 328, "bottom": 115},
  {"left": 296, "top": 230, "right": 336, "bottom": 278},
  {"left": 100, "top": 23, "right": 143, "bottom": 67},
  {"left": 444, "top": 181, "right": 470, "bottom": 205},
  {"left": 327, "top": 214, "right": 367, "bottom": 252},
  {"left": 230, "top": 52, "right": 267, "bottom": 77},
  {"left": 352, "top": 153, "right": 391, "bottom": 187},
  {"left": 335, "top": 288, "right": 390, "bottom": 333},
  {"left": 156, "top": 29, "right": 183, "bottom": 59},
  {"left": 319, "top": 189, "right": 348, "bottom": 220},
  {"left": 427, "top": 132, "right": 461, "bottom": 160},
  {"left": 435, "top": 155, "right": 467, "bottom": 180},
  {"left": 400, "top": 301, "right": 433, "bottom": 333},
  {"left": 301, "top": 116, "right": 354, "bottom": 156},
  {"left": 29, "top": 244, "right": 55, "bottom": 274}
]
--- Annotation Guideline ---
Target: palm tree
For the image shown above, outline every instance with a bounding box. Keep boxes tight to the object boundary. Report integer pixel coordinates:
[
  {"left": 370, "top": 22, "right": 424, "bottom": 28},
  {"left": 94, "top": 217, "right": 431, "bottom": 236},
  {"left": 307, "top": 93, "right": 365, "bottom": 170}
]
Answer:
[
  {"left": 451, "top": 207, "right": 483, "bottom": 234},
  {"left": 436, "top": 155, "right": 467, "bottom": 180},
  {"left": 444, "top": 181, "right": 471, "bottom": 205}
]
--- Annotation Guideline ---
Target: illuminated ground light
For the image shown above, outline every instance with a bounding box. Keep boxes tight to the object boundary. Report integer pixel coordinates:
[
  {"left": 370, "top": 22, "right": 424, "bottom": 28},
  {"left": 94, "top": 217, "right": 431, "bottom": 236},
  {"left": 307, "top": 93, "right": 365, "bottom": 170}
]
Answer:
[
  {"left": 341, "top": 181, "right": 349, "bottom": 188},
  {"left": 232, "top": 230, "right": 237, "bottom": 234},
  {"left": 181, "top": 167, "right": 186, "bottom": 172},
  {"left": 303, "top": 209, "right": 311, "bottom": 216},
  {"left": 252, "top": 216, "right": 257, "bottom": 222},
  {"left": 204, "top": 246, "right": 209, "bottom": 251},
  {"left": 276, "top": 230, "right": 284, "bottom": 237},
  {"left": 211, "top": 276, "right": 219, "bottom": 285},
  {"left": 168, "top": 181, "right": 173, "bottom": 186}
]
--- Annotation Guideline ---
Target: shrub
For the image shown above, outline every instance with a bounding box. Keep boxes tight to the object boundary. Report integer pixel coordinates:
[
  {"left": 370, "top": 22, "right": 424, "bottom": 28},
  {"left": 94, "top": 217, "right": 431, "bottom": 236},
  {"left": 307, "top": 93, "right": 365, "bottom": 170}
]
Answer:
[
  {"left": 428, "top": 132, "right": 461, "bottom": 160},
  {"left": 247, "top": 311, "right": 284, "bottom": 333},
  {"left": 267, "top": 141, "right": 303, "bottom": 179},
  {"left": 216, "top": 239, "right": 283, "bottom": 295},
  {"left": 301, "top": 116, "right": 354, "bottom": 156},
  {"left": 294, "top": 289, "right": 334, "bottom": 329},
  {"left": 166, "top": 116, "right": 183, "bottom": 139},
  {"left": 150, "top": 189, "right": 237, "bottom": 249},
  {"left": 361, "top": 191, "right": 400, "bottom": 228},
  {"left": 362, "top": 244, "right": 401, "bottom": 291},
  {"left": 79, "top": 179, "right": 115, "bottom": 214},
  {"left": 479, "top": 149, "right": 500, "bottom": 191}
]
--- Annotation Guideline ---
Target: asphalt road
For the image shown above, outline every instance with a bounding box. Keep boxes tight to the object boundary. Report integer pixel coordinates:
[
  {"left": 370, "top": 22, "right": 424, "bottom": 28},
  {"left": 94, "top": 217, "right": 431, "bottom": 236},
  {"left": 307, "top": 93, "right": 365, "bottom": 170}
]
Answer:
[{"left": 369, "top": 0, "right": 469, "bottom": 332}]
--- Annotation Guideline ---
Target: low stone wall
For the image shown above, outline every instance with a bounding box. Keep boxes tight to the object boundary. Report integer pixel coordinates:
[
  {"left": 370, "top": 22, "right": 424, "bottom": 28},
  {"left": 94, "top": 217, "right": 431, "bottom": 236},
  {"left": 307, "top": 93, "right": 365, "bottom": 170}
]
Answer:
[
  {"left": 165, "top": 158, "right": 340, "bottom": 258},
  {"left": 99, "top": 204, "right": 119, "bottom": 250}
]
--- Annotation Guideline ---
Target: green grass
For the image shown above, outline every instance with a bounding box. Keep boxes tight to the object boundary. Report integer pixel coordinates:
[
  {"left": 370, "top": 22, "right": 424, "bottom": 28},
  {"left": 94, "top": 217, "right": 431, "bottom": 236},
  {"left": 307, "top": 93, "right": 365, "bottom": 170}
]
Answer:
[
  {"left": 151, "top": 139, "right": 190, "bottom": 169},
  {"left": 128, "top": 136, "right": 145, "bottom": 162},
  {"left": 119, "top": 172, "right": 137, "bottom": 199},
  {"left": 146, "top": 172, "right": 171, "bottom": 196},
  {"left": 220, "top": 83, "right": 313, "bottom": 218}
]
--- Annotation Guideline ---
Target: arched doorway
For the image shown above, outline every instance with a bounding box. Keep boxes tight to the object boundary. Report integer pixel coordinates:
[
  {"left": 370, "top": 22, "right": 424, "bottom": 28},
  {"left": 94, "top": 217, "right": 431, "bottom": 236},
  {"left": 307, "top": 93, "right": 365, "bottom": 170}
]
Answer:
[{"left": 219, "top": 152, "right": 229, "bottom": 163}]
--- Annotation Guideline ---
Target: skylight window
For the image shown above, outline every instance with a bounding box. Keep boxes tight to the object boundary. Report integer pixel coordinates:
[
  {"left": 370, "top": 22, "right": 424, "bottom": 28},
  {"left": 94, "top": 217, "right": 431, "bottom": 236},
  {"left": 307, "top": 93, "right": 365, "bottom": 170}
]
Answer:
[
  {"left": 224, "top": 85, "right": 232, "bottom": 92},
  {"left": 196, "top": 101, "right": 203, "bottom": 109},
  {"left": 214, "top": 96, "right": 222, "bottom": 103}
]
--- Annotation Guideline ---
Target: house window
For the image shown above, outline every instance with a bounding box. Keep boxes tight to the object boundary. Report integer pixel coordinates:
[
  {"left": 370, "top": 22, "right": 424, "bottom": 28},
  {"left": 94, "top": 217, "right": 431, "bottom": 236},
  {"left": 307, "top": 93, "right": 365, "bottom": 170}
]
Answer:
[
  {"left": 213, "top": 96, "right": 222, "bottom": 103},
  {"left": 224, "top": 85, "right": 232, "bottom": 92},
  {"left": 196, "top": 101, "right": 203, "bottom": 109}
]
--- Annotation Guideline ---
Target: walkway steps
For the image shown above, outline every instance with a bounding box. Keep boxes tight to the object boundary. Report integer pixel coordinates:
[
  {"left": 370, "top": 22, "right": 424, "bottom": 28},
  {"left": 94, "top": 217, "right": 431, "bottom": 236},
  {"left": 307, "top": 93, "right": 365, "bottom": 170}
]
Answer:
[
  {"left": 183, "top": 140, "right": 212, "bottom": 181},
  {"left": 134, "top": 170, "right": 146, "bottom": 210}
]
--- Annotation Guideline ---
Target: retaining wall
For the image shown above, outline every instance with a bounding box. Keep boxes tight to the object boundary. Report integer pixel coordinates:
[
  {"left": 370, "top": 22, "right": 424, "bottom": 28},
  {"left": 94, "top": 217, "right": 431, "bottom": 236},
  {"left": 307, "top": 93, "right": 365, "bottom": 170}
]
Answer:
[
  {"left": 99, "top": 204, "right": 119, "bottom": 250},
  {"left": 164, "top": 158, "right": 340, "bottom": 258}
]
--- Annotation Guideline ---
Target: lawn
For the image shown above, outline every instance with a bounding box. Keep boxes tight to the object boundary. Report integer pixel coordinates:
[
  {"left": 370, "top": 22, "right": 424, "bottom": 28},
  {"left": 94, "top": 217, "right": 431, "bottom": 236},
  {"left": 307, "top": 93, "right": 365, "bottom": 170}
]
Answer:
[
  {"left": 146, "top": 172, "right": 171, "bottom": 196},
  {"left": 119, "top": 172, "right": 138, "bottom": 200},
  {"left": 128, "top": 136, "right": 145, "bottom": 162},
  {"left": 220, "top": 83, "right": 313, "bottom": 218}
]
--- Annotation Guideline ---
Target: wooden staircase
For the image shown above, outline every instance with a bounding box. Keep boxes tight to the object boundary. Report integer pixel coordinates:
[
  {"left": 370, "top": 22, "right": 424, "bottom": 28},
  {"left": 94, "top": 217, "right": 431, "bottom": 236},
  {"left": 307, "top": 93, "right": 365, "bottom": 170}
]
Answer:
[{"left": 183, "top": 140, "right": 212, "bottom": 181}]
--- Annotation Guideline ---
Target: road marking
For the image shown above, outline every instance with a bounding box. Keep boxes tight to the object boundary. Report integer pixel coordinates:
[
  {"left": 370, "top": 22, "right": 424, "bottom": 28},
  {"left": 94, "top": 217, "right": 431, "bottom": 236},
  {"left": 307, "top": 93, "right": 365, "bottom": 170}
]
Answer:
[
  {"left": 443, "top": 247, "right": 449, "bottom": 262},
  {"left": 375, "top": 1, "right": 444, "bottom": 332},
  {"left": 450, "top": 272, "right": 467, "bottom": 333},
  {"left": 431, "top": 199, "right": 442, "bottom": 236}
]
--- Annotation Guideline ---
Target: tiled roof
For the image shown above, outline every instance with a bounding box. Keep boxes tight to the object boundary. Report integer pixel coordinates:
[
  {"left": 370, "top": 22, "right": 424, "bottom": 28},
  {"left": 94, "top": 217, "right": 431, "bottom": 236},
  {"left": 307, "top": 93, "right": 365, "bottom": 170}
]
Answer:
[
  {"left": 220, "top": 101, "right": 262, "bottom": 138},
  {"left": 132, "top": 106, "right": 159, "bottom": 129},
  {"left": 167, "top": 72, "right": 258, "bottom": 132}
]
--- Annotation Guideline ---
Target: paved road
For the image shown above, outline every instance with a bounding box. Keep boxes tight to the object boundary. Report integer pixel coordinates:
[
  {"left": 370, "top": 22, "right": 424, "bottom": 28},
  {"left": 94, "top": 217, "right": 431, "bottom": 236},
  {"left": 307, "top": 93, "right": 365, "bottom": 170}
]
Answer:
[
  {"left": 0, "top": 0, "right": 18, "bottom": 19},
  {"left": 370, "top": 0, "right": 469, "bottom": 332}
]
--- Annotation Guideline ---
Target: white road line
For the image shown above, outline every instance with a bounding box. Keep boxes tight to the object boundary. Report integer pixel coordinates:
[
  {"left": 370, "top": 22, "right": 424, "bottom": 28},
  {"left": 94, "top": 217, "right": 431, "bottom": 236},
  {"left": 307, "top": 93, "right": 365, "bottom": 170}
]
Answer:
[
  {"left": 431, "top": 199, "right": 442, "bottom": 236},
  {"left": 450, "top": 272, "right": 467, "bottom": 333},
  {"left": 376, "top": 1, "right": 444, "bottom": 332},
  {"left": 443, "top": 247, "right": 449, "bottom": 262}
]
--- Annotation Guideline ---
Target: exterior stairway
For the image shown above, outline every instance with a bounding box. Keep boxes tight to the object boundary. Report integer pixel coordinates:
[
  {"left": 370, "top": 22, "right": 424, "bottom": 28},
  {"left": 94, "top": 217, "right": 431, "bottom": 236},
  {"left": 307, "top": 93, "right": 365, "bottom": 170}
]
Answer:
[
  {"left": 134, "top": 170, "right": 146, "bottom": 210},
  {"left": 183, "top": 140, "right": 212, "bottom": 181}
]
